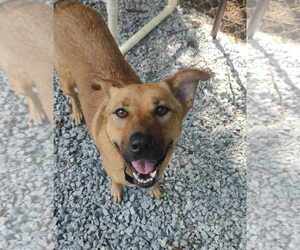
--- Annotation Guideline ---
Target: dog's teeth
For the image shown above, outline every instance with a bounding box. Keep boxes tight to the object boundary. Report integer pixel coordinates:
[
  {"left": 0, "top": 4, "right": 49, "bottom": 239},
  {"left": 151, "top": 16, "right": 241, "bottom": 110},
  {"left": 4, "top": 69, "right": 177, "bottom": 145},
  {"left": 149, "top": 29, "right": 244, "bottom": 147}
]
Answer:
[
  {"left": 150, "top": 170, "right": 156, "bottom": 178},
  {"left": 132, "top": 171, "right": 156, "bottom": 184}
]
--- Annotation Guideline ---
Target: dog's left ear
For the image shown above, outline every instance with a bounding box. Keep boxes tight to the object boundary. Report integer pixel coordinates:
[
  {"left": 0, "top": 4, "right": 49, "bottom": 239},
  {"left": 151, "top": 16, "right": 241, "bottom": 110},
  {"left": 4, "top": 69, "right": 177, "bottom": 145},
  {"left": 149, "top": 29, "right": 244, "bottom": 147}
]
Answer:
[
  {"left": 91, "top": 78, "right": 123, "bottom": 96},
  {"left": 165, "top": 68, "right": 211, "bottom": 112}
]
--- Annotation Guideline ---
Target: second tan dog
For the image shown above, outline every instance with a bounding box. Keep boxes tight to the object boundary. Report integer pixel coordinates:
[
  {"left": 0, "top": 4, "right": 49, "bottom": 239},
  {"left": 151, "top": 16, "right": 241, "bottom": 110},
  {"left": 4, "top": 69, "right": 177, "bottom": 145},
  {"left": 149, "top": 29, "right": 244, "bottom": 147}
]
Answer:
[
  {"left": 54, "top": 0, "right": 211, "bottom": 202},
  {"left": 0, "top": 0, "right": 53, "bottom": 125}
]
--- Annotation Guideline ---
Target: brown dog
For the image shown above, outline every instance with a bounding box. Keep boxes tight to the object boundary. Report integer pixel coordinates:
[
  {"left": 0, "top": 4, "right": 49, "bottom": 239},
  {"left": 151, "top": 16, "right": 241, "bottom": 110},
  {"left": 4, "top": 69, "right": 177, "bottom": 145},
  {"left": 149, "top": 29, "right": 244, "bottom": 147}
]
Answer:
[
  {"left": 0, "top": 0, "right": 53, "bottom": 124},
  {"left": 54, "top": 0, "right": 211, "bottom": 202}
]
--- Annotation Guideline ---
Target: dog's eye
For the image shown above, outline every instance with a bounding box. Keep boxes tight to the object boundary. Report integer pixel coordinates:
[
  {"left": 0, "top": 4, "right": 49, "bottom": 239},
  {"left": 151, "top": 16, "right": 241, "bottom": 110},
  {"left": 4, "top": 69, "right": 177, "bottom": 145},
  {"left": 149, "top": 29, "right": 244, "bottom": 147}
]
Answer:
[
  {"left": 114, "top": 108, "right": 128, "bottom": 118},
  {"left": 155, "top": 105, "right": 170, "bottom": 117}
]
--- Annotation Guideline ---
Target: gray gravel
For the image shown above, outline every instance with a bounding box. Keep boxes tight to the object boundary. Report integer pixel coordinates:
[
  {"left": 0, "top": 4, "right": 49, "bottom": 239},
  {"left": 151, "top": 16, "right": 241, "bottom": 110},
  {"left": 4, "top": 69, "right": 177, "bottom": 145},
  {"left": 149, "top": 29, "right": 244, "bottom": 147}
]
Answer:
[
  {"left": 0, "top": 73, "right": 55, "bottom": 249},
  {"left": 1, "top": 1, "right": 299, "bottom": 249},
  {"left": 54, "top": 1, "right": 246, "bottom": 250},
  {"left": 247, "top": 32, "right": 300, "bottom": 249}
]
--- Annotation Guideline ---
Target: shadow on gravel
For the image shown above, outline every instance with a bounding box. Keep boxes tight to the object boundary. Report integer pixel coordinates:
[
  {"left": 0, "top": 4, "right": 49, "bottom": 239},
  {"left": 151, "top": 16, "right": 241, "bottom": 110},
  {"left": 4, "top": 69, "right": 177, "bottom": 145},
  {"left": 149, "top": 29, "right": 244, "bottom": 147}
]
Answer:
[
  {"left": 247, "top": 29, "right": 300, "bottom": 248},
  {"left": 213, "top": 39, "right": 246, "bottom": 97},
  {"left": 250, "top": 40, "right": 300, "bottom": 117}
]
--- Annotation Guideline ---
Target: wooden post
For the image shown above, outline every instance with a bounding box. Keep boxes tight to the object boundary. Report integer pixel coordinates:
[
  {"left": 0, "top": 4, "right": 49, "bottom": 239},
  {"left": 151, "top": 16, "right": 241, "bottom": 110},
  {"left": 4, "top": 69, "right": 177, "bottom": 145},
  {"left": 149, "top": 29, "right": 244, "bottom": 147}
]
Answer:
[
  {"left": 211, "top": 0, "right": 228, "bottom": 39},
  {"left": 247, "top": 0, "right": 270, "bottom": 39}
]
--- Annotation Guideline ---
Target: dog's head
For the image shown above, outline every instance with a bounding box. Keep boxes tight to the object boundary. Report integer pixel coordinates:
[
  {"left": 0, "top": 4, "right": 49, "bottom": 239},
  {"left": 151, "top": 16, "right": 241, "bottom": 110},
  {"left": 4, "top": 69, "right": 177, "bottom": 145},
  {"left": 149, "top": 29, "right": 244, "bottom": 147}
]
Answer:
[{"left": 93, "top": 69, "right": 211, "bottom": 187}]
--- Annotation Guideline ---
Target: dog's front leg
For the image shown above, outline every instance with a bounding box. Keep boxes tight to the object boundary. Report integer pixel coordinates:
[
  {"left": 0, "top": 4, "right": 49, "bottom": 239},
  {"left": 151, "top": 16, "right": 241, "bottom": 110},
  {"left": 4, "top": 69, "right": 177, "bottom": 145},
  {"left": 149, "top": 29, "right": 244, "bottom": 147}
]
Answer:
[
  {"left": 56, "top": 65, "right": 83, "bottom": 125},
  {"left": 69, "top": 94, "right": 83, "bottom": 125},
  {"left": 111, "top": 181, "right": 123, "bottom": 203},
  {"left": 8, "top": 72, "right": 46, "bottom": 125}
]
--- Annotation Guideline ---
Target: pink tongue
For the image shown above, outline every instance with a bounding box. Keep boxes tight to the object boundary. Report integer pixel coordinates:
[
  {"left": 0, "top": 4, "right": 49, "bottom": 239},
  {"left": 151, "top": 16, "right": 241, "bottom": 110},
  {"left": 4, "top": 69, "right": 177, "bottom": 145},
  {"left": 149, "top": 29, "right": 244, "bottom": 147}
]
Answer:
[{"left": 131, "top": 160, "right": 155, "bottom": 175}]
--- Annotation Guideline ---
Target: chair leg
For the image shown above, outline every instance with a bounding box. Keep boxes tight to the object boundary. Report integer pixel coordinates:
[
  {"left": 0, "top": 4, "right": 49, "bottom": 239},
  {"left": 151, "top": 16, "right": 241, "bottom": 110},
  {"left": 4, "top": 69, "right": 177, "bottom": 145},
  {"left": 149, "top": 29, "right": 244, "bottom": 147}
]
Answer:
[
  {"left": 107, "top": 0, "right": 119, "bottom": 42},
  {"left": 211, "top": 0, "right": 228, "bottom": 40},
  {"left": 247, "top": 0, "right": 270, "bottom": 39},
  {"left": 119, "top": 0, "right": 178, "bottom": 54}
]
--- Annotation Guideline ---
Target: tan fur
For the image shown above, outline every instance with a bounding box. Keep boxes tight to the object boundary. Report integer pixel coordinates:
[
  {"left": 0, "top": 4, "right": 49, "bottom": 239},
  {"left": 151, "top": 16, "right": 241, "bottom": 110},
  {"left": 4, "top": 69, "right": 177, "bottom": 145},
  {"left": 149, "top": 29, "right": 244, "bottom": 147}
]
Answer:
[
  {"left": 54, "top": 0, "right": 211, "bottom": 202},
  {"left": 0, "top": 1, "right": 53, "bottom": 124},
  {"left": 54, "top": 0, "right": 141, "bottom": 128}
]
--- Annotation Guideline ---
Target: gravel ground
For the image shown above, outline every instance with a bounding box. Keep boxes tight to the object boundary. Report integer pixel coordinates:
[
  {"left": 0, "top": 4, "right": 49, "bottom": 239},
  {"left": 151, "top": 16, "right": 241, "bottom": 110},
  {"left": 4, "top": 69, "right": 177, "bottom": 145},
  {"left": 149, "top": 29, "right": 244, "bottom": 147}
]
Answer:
[
  {"left": 8, "top": 0, "right": 300, "bottom": 250},
  {"left": 1, "top": 1, "right": 298, "bottom": 249},
  {"left": 0, "top": 74, "right": 55, "bottom": 249},
  {"left": 247, "top": 33, "right": 300, "bottom": 249},
  {"left": 53, "top": 1, "right": 246, "bottom": 250}
]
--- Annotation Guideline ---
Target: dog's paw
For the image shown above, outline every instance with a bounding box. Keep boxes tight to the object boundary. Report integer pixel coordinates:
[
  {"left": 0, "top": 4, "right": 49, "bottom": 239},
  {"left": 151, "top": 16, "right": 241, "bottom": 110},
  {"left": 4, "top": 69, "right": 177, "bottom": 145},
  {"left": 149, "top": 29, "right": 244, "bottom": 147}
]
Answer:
[
  {"left": 70, "top": 98, "right": 83, "bottom": 125},
  {"left": 71, "top": 108, "right": 83, "bottom": 125},
  {"left": 111, "top": 182, "right": 123, "bottom": 203},
  {"left": 149, "top": 184, "right": 161, "bottom": 199},
  {"left": 27, "top": 99, "right": 46, "bottom": 126}
]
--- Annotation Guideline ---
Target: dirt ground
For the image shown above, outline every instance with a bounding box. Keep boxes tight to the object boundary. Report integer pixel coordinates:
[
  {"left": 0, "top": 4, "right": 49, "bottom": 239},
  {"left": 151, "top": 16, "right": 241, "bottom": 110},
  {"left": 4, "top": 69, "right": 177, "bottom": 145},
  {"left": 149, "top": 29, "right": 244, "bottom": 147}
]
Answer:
[
  {"left": 180, "top": 0, "right": 299, "bottom": 42},
  {"left": 180, "top": 0, "right": 246, "bottom": 40},
  {"left": 261, "top": 0, "right": 300, "bottom": 41}
]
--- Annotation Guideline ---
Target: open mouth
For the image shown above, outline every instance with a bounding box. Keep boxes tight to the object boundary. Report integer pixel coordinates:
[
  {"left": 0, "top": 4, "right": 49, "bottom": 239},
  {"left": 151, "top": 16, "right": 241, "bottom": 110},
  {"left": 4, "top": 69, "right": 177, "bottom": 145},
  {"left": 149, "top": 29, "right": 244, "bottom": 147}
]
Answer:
[
  {"left": 127, "top": 159, "right": 160, "bottom": 187},
  {"left": 125, "top": 140, "right": 174, "bottom": 187},
  {"left": 113, "top": 141, "right": 173, "bottom": 188}
]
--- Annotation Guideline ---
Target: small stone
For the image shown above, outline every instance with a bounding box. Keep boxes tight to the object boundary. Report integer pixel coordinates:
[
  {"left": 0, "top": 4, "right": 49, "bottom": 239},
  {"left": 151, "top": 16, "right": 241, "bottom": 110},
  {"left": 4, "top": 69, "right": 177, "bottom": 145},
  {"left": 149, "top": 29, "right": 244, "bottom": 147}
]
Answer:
[{"left": 159, "top": 237, "right": 168, "bottom": 248}]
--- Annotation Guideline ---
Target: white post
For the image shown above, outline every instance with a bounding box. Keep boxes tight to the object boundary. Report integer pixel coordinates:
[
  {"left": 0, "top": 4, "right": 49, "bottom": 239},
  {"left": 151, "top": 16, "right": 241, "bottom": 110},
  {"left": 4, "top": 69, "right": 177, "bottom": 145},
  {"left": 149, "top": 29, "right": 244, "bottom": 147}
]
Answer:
[{"left": 107, "top": 0, "right": 119, "bottom": 42}]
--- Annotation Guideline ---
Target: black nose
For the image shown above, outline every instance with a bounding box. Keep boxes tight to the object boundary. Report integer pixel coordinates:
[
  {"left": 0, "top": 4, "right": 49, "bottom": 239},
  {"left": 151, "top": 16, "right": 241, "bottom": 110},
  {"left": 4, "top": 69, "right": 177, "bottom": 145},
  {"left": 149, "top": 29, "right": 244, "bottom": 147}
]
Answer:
[{"left": 129, "top": 132, "right": 153, "bottom": 153}]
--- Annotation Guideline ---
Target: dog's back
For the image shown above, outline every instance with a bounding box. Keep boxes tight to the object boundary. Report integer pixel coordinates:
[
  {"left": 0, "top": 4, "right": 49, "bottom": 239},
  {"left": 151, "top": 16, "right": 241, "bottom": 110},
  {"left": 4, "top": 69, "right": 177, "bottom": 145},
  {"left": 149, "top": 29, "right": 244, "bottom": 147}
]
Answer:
[
  {"left": 54, "top": 0, "right": 141, "bottom": 128},
  {"left": 54, "top": 0, "right": 140, "bottom": 85}
]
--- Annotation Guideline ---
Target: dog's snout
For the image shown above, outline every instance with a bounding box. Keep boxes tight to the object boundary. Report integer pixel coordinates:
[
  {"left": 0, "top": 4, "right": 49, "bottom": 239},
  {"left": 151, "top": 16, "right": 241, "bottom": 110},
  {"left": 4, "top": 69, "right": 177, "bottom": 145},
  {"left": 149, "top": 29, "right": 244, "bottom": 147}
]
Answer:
[{"left": 129, "top": 132, "right": 153, "bottom": 153}]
